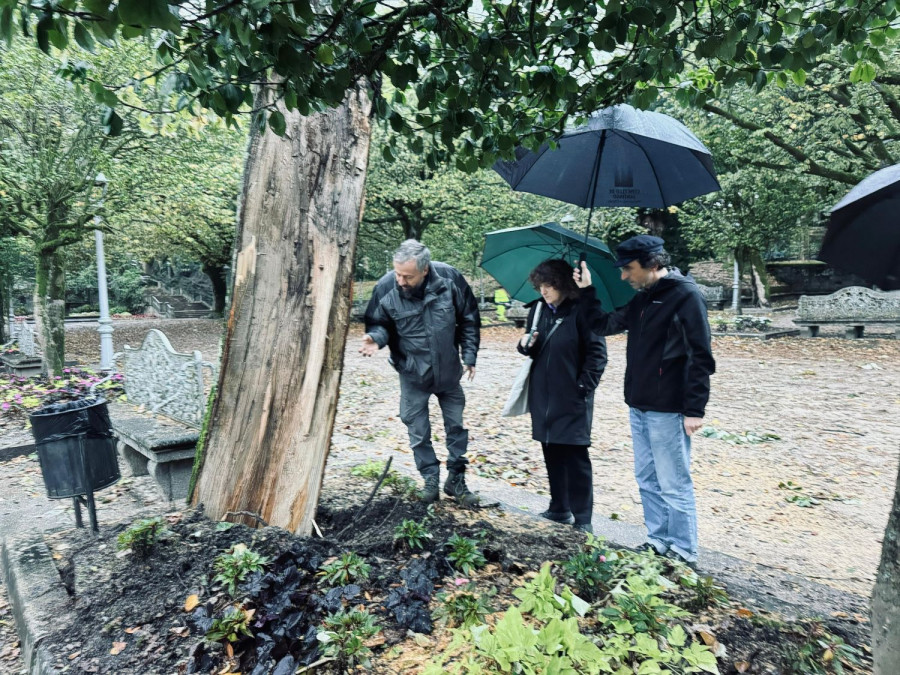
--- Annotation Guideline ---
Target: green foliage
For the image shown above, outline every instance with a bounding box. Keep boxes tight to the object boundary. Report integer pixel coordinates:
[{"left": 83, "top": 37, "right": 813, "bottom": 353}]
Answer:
[
  {"left": 206, "top": 605, "right": 254, "bottom": 643},
  {"left": 317, "top": 552, "right": 371, "bottom": 587},
  {"left": 780, "top": 621, "right": 862, "bottom": 674},
  {"left": 513, "top": 563, "right": 589, "bottom": 621},
  {"left": 393, "top": 519, "right": 432, "bottom": 551},
  {"left": 212, "top": 543, "right": 269, "bottom": 597},
  {"left": 317, "top": 608, "right": 380, "bottom": 670},
  {"left": 116, "top": 517, "right": 164, "bottom": 558},
  {"left": 599, "top": 576, "right": 690, "bottom": 637},
  {"left": 445, "top": 534, "right": 487, "bottom": 577},
  {"left": 351, "top": 460, "right": 418, "bottom": 498},
  {"left": 681, "top": 575, "right": 730, "bottom": 612},
  {"left": 433, "top": 582, "right": 495, "bottom": 629}
]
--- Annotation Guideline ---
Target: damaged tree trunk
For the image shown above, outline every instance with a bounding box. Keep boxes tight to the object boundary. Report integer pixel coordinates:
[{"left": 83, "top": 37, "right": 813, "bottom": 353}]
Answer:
[
  {"left": 872, "top": 458, "right": 900, "bottom": 675},
  {"left": 193, "top": 83, "right": 373, "bottom": 533}
]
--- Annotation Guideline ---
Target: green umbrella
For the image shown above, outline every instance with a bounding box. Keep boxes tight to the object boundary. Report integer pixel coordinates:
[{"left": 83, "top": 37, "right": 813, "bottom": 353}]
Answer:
[{"left": 481, "top": 221, "right": 634, "bottom": 309}]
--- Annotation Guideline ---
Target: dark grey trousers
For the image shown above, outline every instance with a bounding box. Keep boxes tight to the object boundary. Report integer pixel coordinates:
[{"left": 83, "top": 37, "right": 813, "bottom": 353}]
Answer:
[{"left": 399, "top": 376, "right": 469, "bottom": 478}]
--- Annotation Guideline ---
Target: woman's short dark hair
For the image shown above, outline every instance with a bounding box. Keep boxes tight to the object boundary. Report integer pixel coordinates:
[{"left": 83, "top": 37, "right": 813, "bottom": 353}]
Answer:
[{"left": 529, "top": 258, "right": 580, "bottom": 300}]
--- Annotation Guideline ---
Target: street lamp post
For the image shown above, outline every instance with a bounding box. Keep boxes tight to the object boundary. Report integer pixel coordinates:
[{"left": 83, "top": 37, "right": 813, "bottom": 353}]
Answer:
[{"left": 93, "top": 173, "right": 114, "bottom": 371}]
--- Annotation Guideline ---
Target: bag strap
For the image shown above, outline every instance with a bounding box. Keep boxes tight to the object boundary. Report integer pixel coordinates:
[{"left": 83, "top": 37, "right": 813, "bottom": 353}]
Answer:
[{"left": 536, "top": 317, "right": 564, "bottom": 355}]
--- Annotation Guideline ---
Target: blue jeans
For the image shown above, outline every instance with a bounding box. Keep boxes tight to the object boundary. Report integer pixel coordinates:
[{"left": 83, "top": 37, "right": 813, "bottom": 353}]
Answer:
[
  {"left": 629, "top": 408, "right": 697, "bottom": 562},
  {"left": 399, "top": 376, "right": 469, "bottom": 478}
]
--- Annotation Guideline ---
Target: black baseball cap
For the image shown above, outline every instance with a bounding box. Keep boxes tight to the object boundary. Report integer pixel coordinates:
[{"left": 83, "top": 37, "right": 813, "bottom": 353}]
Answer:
[{"left": 613, "top": 235, "right": 665, "bottom": 267}]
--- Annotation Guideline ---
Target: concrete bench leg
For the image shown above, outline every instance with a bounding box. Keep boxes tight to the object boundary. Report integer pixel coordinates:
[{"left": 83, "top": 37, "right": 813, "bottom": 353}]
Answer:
[
  {"left": 117, "top": 440, "right": 149, "bottom": 477},
  {"left": 845, "top": 325, "right": 864, "bottom": 339},
  {"left": 147, "top": 458, "right": 193, "bottom": 502},
  {"left": 799, "top": 325, "right": 819, "bottom": 338}
]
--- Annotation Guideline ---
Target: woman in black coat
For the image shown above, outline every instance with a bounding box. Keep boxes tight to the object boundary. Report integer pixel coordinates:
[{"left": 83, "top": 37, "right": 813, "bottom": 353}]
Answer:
[{"left": 517, "top": 259, "right": 608, "bottom": 533}]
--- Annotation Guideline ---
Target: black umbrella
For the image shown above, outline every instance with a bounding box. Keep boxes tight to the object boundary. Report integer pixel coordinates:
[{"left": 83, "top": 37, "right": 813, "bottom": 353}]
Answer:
[
  {"left": 492, "top": 104, "right": 720, "bottom": 249},
  {"left": 819, "top": 163, "right": 900, "bottom": 291}
]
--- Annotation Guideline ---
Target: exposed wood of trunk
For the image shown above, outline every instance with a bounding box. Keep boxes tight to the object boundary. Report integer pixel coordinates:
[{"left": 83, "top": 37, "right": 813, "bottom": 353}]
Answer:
[
  {"left": 872, "top": 458, "right": 900, "bottom": 675},
  {"left": 193, "top": 84, "right": 373, "bottom": 534},
  {"left": 34, "top": 248, "right": 66, "bottom": 375}
]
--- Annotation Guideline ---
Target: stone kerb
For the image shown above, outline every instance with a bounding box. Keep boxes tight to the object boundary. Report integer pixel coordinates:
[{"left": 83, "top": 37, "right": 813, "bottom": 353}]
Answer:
[
  {"left": 795, "top": 286, "right": 900, "bottom": 338},
  {"left": 123, "top": 329, "right": 217, "bottom": 429}
]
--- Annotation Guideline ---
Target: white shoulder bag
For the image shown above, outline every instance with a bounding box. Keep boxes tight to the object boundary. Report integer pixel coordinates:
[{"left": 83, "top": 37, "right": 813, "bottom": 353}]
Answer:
[{"left": 502, "top": 303, "right": 542, "bottom": 417}]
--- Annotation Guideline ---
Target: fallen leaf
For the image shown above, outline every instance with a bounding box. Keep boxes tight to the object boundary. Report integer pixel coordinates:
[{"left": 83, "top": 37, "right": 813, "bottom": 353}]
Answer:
[
  {"left": 734, "top": 661, "right": 751, "bottom": 673},
  {"left": 109, "top": 642, "right": 126, "bottom": 655},
  {"left": 736, "top": 608, "right": 754, "bottom": 618},
  {"left": 124, "top": 627, "right": 140, "bottom": 634},
  {"left": 823, "top": 648, "right": 834, "bottom": 662},
  {"left": 699, "top": 631, "right": 717, "bottom": 646},
  {"left": 184, "top": 594, "right": 200, "bottom": 612},
  {"left": 225, "top": 642, "right": 234, "bottom": 659},
  {"left": 169, "top": 626, "right": 189, "bottom": 637}
]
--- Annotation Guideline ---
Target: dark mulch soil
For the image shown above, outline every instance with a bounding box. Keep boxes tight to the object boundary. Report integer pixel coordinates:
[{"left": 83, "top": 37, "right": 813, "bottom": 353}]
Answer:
[{"left": 40, "top": 470, "right": 873, "bottom": 674}]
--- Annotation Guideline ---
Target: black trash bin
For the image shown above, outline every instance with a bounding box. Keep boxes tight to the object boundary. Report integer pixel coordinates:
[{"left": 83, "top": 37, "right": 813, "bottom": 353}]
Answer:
[{"left": 30, "top": 397, "right": 120, "bottom": 530}]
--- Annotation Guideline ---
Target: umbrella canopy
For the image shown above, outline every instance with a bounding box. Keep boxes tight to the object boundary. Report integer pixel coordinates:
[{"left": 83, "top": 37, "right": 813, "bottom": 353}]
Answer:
[
  {"left": 492, "top": 104, "right": 720, "bottom": 211},
  {"left": 819, "top": 163, "right": 900, "bottom": 291},
  {"left": 481, "top": 221, "right": 635, "bottom": 308}
]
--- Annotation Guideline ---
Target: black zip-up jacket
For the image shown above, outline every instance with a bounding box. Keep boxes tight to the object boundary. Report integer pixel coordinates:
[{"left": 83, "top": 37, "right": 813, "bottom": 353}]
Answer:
[
  {"left": 582, "top": 270, "right": 715, "bottom": 417},
  {"left": 364, "top": 262, "right": 480, "bottom": 391},
  {"left": 516, "top": 297, "right": 607, "bottom": 446}
]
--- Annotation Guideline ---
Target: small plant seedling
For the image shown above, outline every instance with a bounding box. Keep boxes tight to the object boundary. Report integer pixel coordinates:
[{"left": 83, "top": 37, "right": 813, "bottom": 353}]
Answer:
[
  {"left": 445, "top": 534, "right": 487, "bottom": 576},
  {"left": 394, "top": 519, "right": 432, "bottom": 550},
  {"left": 206, "top": 605, "right": 255, "bottom": 643},
  {"left": 213, "top": 543, "right": 269, "bottom": 597},
  {"left": 317, "top": 608, "right": 380, "bottom": 669},
  {"left": 116, "top": 517, "right": 165, "bottom": 558},
  {"left": 317, "top": 551, "right": 371, "bottom": 586},
  {"left": 433, "top": 585, "right": 494, "bottom": 628}
]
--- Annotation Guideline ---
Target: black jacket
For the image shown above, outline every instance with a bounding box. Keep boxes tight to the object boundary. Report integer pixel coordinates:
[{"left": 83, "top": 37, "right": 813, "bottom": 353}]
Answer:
[
  {"left": 517, "top": 297, "right": 607, "bottom": 446},
  {"left": 364, "top": 262, "right": 480, "bottom": 391},
  {"left": 582, "top": 270, "right": 715, "bottom": 418}
]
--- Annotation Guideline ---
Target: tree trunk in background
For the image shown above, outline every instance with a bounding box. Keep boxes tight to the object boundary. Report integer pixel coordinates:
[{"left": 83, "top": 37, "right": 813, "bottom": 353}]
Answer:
[
  {"left": 193, "top": 83, "right": 373, "bottom": 533},
  {"left": 34, "top": 247, "right": 66, "bottom": 375},
  {"left": 202, "top": 262, "right": 228, "bottom": 317},
  {"left": 873, "top": 458, "right": 900, "bottom": 674}
]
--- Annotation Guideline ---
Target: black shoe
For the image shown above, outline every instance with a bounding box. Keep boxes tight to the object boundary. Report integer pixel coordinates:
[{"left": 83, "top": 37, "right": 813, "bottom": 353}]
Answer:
[
  {"left": 419, "top": 475, "right": 440, "bottom": 503},
  {"left": 539, "top": 510, "right": 575, "bottom": 525},
  {"left": 665, "top": 549, "right": 698, "bottom": 572},
  {"left": 444, "top": 471, "right": 479, "bottom": 506},
  {"left": 573, "top": 523, "right": 593, "bottom": 534},
  {"left": 636, "top": 542, "right": 662, "bottom": 555}
]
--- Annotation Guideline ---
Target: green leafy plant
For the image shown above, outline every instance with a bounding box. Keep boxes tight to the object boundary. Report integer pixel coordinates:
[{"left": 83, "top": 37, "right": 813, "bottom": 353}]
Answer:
[
  {"left": 317, "top": 551, "right": 371, "bottom": 587},
  {"left": 599, "top": 576, "right": 689, "bottom": 636},
  {"left": 351, "top": 460, "right": 418, "bottom": 498},
  {"left": 445, "top": 534, "right": 487, "bottom": 576},
  {"left": 732, "top": 315, "right": 772, "bottom": 332},
  {"left": 433, "top": 582, "right": 495, "bottom": 628},
  {"left": 780, "top": 621, "right": 862, "bottom": 674},
  {"left": 681, "top": 574, "right": 730, "bottom": 611},
  {"left": 700, "top": 426, "right": 781, "bottom": 444},
  {"left": 206, "top": 605, "right": 254, "bottom": 643},
  {"left": 116, "top": 517, "right": 165, "bottom": 558},
  {"left": 513, "top": 563, "right": 590, "bottom": 621},
  {"left": 562, "top": 546, "right": 619, "bottom": 602},
  {"left": 317, "top": 608, "right": 380, "bottom": 670},
  {"left": 213, "top": 543, "right": 269, "bottom": 597},
  {"left": 393, "top": 519, "right": 432, "bottom": 550}
]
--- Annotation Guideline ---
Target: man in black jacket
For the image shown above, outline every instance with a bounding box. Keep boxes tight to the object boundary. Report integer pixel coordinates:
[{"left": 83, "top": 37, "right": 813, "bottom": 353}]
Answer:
[
  {"left": 361, "top": 240, "right": 480, "bottom": 505},
  {"left": 574, "top": 235, "right": 715, "bottom": 567}
]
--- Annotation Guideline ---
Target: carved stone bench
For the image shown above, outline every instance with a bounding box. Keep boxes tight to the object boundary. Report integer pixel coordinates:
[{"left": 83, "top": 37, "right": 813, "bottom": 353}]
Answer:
[
  {"left": 793, "top": 287, "right": 900, "bottom": 339},
  {"left": 108, "top": 329, "right": 217, "bottom": 500},
  {"left": 697, "top": 283, "right": 727, "bottom": 310}
]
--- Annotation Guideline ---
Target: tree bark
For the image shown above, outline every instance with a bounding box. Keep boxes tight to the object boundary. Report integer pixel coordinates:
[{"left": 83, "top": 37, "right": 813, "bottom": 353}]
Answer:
[
  {"left": 34, "top": 247, "right": 66, "bottom": 376},
  {"left": 873, "top": 457, "right": 900, "bottom": 674},
  {"left": 193, "top": 83, "right": 373, "bottom": 533},
  {"left": 202, "top": 262, "right": 228, "bottom": 317}
]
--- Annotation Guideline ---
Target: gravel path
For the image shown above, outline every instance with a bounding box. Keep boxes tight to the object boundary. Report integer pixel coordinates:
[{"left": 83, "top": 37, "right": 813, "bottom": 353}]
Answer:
[{"left": 53, "top": 318, "right": 900, "bottom": 596}]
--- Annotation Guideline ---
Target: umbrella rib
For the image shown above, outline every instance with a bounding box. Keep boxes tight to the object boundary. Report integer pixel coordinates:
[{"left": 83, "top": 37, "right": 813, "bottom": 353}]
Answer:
[{"left": 628, "top": 132, "right": 667, "bottom": 206}]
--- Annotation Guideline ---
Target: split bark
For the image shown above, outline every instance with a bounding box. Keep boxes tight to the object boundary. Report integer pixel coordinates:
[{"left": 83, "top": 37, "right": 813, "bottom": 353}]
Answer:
[{"left": 193, "top": 82, "right": 373, "bottom": 534}]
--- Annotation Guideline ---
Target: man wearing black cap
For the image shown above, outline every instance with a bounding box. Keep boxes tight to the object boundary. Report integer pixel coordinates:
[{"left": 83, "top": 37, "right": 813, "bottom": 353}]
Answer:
[{"left": 573, "top": 234, "right": 715, "bottom": 568}]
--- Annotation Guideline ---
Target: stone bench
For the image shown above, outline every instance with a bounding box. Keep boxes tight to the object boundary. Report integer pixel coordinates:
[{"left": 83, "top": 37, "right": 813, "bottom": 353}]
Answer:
[
  {"left": 0, "top": 321, "right": 42, "bottom": 377},
  {"left": 793, "top": 286, "right": 900, "bottom": 339},
  {"left": 506, "top": 301, "right": 529, "bottom": 328},
  {"left": 697, "top": 283, "right": 727, "bottom": 310},
  {"left": 108, "top": 329, "right": 217, "bottom": 501}
]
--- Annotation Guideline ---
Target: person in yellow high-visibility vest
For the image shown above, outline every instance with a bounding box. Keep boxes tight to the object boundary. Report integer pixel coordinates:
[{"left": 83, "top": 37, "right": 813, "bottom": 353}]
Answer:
[{"left": 493, "top": 287, "right": 510, "bottom": 321}]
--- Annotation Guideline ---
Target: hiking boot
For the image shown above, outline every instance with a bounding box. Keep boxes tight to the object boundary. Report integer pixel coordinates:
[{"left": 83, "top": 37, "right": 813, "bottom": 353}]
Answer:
[
  {"left": 539, "top": 510, "right": 575, "bottom": 525},
  {"left": 573, "top": 522, "right": 593, "bottom": 534},
  {"left": 444, "top": 470, "right": 479, "bottom": 507},
  {"left": 419, "top": 475, "right": 440, "bottom": 504},
  {"left": 665, "top": 549, "right": 698, "bottom": 572}
]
